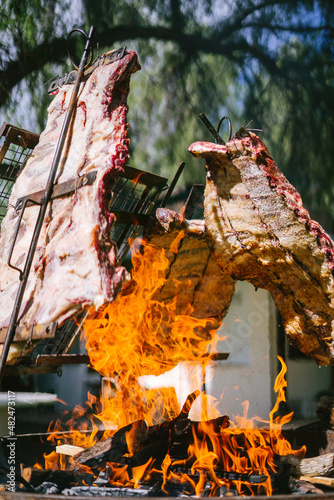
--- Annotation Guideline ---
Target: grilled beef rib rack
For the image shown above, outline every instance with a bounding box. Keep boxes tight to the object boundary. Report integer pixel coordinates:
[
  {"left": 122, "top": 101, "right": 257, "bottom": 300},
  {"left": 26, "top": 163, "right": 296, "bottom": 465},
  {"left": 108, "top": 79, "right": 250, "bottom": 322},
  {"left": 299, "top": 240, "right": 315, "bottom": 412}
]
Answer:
[{"left": 189, "top": 128, "right": 334, "bottom": 365}]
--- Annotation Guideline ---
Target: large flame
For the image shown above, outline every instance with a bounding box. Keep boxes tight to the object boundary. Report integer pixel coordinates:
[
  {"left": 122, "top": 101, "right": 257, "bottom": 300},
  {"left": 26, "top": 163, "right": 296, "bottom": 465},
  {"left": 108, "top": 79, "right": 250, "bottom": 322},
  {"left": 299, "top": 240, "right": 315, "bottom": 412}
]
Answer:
[
  {"left": 40, "top": 238, "right": 305, "bottom": 496},
  {"left": 83, "top": 239, "right": 218, "bottom": 430}
]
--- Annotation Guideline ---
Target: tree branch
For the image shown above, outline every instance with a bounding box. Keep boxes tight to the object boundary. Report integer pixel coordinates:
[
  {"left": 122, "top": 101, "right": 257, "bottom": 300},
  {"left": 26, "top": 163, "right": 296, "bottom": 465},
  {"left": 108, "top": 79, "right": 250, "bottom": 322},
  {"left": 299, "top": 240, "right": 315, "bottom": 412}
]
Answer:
[
  {"left": 241, "top": 22, "right": 334, "bottom": 35},
  {"left": 0, "top": 36, "right": 67, "bottom": 107},
  {"left": 0, "top": 21, "right": 288, "bottom": 108},
  {"left": 214, "top": 0, "right": 292, "bottom": 40}
]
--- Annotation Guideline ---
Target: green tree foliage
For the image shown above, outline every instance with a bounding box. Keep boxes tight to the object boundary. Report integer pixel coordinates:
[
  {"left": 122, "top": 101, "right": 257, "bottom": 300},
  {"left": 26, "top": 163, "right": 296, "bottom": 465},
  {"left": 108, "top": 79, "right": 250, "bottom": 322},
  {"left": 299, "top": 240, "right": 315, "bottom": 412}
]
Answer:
[{"left": 0, "top": 0, "right": 333, "bottom": 216}]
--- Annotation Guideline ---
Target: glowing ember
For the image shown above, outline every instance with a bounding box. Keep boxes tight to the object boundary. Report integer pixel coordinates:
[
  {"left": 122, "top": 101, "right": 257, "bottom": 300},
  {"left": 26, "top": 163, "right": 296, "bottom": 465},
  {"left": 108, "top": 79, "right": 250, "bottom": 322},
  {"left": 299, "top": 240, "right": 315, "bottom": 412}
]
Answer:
[{"left": 39, "top": 238, "right": 305, "bottom": 497}]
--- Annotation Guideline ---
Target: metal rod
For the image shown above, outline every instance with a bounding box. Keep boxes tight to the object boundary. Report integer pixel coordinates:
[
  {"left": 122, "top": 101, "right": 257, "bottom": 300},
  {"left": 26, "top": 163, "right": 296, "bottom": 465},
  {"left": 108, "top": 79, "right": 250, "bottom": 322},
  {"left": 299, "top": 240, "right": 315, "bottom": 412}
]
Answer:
[
  {"left": 198, "top": 112, "right": 225, "bottom": 145},
  {"left": 0, "top": 26, "right": 95, "bottom": 385},
  {"left": 183, "top": 184, "right": 204, "bottom": 219},
  {"left": 160, "top": 161, "right": 186, "bottom": 208}
]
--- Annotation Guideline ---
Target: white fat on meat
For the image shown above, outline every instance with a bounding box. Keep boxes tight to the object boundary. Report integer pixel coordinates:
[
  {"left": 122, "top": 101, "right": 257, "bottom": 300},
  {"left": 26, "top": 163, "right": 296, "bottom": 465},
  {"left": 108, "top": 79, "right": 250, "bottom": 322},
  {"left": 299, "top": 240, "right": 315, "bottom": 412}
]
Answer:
[{"left": 0, "top": 50, "right": 140, "bottom": 330}]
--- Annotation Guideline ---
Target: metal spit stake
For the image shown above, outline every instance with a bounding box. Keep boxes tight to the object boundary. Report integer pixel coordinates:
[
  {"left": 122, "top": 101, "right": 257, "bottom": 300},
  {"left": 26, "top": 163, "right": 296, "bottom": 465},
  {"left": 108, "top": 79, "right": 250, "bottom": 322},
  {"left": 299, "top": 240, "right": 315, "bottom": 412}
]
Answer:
[
  {"left": 0, "top": 26, "right": 96, "bottom": 384},
  {"left": 198, "top": 113, "right": 233, "bottom": 144}
]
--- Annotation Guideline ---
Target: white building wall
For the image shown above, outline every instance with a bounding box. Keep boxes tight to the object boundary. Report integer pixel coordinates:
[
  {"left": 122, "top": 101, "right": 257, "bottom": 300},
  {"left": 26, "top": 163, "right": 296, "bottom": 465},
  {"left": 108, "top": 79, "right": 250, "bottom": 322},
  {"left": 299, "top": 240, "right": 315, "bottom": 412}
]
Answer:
[
  {"left": 205, "top": 281, "right": 277, "bottom": 422},
  {"left": 286, "top": 357, "right": 332, "bottom": 419},
  {"left": 141, "top": 281, "right": 278, "bottom": 422}
]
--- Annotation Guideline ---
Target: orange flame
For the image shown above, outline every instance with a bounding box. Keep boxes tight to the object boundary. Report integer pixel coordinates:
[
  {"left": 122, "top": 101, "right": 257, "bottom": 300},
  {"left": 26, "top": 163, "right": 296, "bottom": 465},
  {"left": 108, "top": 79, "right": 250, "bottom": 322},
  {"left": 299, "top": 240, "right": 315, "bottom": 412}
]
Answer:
[
  {"left": 83, "top": 239, "right": 218, "bottom": 431},
  {"left": 40, "top": 238, "right": 305, "bottom": 497},
  {"left": 43, "top": 450, "right": 67, "bottom": 471}
]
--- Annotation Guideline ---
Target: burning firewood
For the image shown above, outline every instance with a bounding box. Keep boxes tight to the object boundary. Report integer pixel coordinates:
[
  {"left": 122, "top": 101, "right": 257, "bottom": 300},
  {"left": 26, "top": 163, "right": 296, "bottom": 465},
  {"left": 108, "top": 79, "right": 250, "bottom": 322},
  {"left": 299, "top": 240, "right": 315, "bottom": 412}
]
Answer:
[
  {"left": 71, "top": 419, "right": 148, "bottom": 470},
  {"left": 280, "top": 452, "right": 334, "bottom": 477},
  {"left": 71, "top": 391, "right": 206, "bottom": 470},
  {"left": 189, "top": 130, "right": 334, "bottom": 365},
  {"left": 70, "top": 391, "right": 230, "bottom": 473},
  {"left": 18, "top": 360, "right": 313, "bottom": 496},
  {"left": 20, "top": 465, "right": 91, "bottom": 490}
]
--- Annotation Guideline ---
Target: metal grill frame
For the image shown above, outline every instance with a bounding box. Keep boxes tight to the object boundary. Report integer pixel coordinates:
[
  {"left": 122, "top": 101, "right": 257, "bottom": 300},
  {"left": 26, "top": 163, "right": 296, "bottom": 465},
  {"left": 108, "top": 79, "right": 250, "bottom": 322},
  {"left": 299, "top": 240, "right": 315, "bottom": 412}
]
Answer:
[
  {"left": 110, "top": 165, "right": 168, "bottom": 261},
  {"left": 0, "top": 123, "right": 39, "bottom": 225},
  {"left": 0, "top": 124, "right": 173, "bottom": 375}
]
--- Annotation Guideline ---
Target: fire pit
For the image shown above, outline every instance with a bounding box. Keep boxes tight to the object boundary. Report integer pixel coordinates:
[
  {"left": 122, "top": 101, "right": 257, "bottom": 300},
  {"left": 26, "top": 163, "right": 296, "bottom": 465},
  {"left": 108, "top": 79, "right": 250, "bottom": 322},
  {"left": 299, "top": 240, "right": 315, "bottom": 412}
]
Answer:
[{"left": 2, "top": 385, "right": 334, "bottom": 498}]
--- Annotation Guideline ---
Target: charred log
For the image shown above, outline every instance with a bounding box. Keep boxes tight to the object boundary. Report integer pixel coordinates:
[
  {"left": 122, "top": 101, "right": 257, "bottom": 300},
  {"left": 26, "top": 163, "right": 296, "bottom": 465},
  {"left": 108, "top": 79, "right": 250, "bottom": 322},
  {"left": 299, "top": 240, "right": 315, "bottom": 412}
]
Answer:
[
  {"left": 71, "top": 419, "right": 147, "bottom": 470},
  {"left": 20, "top": 466, "right": 92, "bottom": 490},
  {"left": 72, "top": 391, "right": 203, "bottom": 470},
  {"left": 129, "top": 414, "right": 230, "bottom": 470},
  {"left": 289, "top": 477, "right": 325, "bottom": 495}
]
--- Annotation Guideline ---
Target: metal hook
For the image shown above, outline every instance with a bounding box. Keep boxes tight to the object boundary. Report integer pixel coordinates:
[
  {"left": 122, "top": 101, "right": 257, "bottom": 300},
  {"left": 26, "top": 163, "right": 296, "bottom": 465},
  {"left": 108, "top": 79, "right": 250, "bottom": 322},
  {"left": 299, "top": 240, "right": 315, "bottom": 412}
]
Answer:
[
  {"left": 217, "top": 116, "right": 232, "bottom": 142},
  {"left": 244, "top": 120, "right": 263, "bottom": 133},
  {"left": 67, "top": 28, "right": 94, "bottom": 70},
  {"left": 198, "top": 113, "right": 234, "bottom": 145},
  {"left": 90, "top": 41, "right": 100, "bottom": 67}
]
